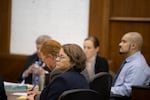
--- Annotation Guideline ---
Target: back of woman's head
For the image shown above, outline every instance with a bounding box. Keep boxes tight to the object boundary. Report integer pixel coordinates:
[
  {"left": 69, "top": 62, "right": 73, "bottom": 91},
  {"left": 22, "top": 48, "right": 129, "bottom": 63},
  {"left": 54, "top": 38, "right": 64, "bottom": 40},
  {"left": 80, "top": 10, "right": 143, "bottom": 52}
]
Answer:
[
  {"left": 40, "top": 39, "right": 61, "bottom": 56},
  {"left": 62, "top": 44, "right": 86, "bottom": 72}
]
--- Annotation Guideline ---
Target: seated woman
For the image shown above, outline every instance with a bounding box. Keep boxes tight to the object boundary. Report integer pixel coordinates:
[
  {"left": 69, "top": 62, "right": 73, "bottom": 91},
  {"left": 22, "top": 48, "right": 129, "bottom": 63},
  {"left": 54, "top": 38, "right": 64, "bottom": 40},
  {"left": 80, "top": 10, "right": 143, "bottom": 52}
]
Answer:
[
  {"left": 82, "top": 36, "right": 109, "bottom": 82},
  {"left": 27, "top": 42, "right": 89, "bottom": 100}
]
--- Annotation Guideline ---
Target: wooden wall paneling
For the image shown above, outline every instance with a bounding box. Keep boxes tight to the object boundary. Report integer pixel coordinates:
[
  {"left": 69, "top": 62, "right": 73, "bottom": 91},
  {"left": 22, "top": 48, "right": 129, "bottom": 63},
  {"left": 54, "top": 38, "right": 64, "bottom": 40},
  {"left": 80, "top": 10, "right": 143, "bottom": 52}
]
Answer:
[
  {"left": 0, "top": 0, "right": 27, "bottom": 82},
  {"left": 89, "top": 0, "right": 103, "bottom": 35},
  {"left": 89, "top": 0, "right": 110, "bottom": 58},
  {"left": 0, "top": 55, "right": 27, "bottom": 82},
  {"left": 0, "top": 0, "right": 11, "bottom": 55},
  {"left": 111, "top": 0, "right": 150, "bottom": 17},
  {"left": 99, "top": 0, "right": 110, "bottom": 58}
]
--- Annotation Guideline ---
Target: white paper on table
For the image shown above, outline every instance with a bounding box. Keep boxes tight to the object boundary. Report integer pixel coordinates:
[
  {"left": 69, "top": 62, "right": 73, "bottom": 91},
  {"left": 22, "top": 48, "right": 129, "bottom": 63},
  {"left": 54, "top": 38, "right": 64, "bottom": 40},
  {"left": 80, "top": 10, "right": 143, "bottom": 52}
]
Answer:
[
  {"left": 4, "top": 81, "right": 26, "bottom": 86},
  {"left": 4, "top": 81, "right": 32, "bottom": 87},
  {"left": 4, "top": 81, "right": 28, "bottom": 91},
  {"left": 12, "top": 92, "right": 27, "bottom": 96}
]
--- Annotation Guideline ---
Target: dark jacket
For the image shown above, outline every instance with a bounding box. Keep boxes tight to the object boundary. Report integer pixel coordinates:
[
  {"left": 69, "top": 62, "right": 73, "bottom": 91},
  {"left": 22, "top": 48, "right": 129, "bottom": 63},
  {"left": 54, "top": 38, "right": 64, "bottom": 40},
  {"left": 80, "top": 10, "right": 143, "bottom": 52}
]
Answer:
[
  {"left": 95, "top": 55, "right": 109, "bottom": 73},
  {"left": 81, "top": 55, "right": 109, "bottom": 82},
  {"left": 40, "top": 68, "right": 89, "bottom": 100},
  {"left": 0, "top": 77, "right": 7, "bottom": 100},
  {"left": 17, "top": 53, "right": 50, "bottom": 84}
]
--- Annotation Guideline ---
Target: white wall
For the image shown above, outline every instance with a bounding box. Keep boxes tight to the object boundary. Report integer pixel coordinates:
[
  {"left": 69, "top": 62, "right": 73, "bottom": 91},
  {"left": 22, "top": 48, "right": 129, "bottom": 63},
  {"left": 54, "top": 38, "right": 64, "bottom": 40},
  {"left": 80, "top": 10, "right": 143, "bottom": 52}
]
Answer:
[{"left": 10, "top": 0, "right": 89, "bottom": 55}]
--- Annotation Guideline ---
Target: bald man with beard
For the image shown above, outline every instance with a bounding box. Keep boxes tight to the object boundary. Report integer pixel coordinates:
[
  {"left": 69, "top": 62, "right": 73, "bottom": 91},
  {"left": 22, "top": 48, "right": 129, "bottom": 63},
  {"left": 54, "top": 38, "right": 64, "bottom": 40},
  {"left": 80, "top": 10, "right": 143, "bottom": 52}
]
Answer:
[{"left": 111, "top": 32, "right": 150, "bottom": 97}]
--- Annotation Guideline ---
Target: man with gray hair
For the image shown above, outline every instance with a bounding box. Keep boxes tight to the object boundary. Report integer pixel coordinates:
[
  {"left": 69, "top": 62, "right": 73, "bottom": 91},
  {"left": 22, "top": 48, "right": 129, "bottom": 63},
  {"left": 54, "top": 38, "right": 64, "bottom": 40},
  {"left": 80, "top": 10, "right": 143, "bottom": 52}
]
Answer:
[{"left": 17, "top": 35, "right": 52, "bottom": 84}]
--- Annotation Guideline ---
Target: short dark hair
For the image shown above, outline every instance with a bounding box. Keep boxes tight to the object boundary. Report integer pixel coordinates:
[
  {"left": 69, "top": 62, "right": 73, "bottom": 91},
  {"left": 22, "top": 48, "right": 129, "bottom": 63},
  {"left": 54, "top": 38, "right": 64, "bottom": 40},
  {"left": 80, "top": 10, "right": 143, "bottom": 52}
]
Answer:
[{"left": 84, "top": 36, "right": 100, "bottom": 48}]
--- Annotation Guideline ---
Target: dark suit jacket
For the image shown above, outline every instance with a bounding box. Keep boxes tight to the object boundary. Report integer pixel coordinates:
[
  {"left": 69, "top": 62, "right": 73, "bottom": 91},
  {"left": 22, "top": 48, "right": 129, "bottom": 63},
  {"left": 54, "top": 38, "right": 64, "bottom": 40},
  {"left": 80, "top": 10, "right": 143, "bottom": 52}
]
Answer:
[
  {"left": 40, "top": 68, "right": 89, "bottom": 100},
  {"left": 95, "top": 55, "right": 109, "bottom": 74},
  {"left": 81, "top": 55, "right": 109, "bottom": 82},
  {"left": 17, "top": 53, "right": 51, "bottom": 84},
  {"left": 0, "top": 77, "right": 7, "bottom": 100}
]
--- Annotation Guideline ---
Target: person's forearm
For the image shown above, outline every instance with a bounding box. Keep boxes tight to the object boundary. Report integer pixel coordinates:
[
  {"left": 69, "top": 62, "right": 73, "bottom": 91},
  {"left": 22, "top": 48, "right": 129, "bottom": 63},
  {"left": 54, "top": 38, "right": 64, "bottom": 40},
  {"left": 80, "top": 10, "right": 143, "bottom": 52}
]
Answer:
[{"left": 22, "top": 70, "right": 29, "bottom": 79}]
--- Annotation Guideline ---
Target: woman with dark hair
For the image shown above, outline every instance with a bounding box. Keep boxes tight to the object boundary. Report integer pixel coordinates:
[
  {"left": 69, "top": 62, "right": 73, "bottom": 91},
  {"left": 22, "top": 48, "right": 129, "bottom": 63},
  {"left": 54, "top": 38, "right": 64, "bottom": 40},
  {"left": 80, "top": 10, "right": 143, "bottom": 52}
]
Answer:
[
  {"left": 82, "top": 36, "right": 109, "bottom": 82},
  {"left": 56, "top": 43, "right": 87, "bottom": 72}
]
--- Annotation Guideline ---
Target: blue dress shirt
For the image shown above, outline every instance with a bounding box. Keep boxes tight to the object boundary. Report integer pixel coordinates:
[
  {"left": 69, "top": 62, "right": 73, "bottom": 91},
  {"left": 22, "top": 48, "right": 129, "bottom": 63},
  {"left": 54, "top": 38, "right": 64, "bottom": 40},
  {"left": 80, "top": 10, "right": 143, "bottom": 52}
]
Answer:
[{"left": 111, "top": 51, "right": 150, "bottom": 96}]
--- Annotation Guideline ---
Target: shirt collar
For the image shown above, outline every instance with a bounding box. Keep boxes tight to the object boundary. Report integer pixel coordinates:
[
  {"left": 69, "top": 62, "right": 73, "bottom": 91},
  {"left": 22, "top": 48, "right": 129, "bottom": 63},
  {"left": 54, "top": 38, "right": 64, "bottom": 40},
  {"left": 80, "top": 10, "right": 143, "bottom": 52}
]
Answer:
[{"left": 125, "top": 51, "right": 141, "bottom": 63}]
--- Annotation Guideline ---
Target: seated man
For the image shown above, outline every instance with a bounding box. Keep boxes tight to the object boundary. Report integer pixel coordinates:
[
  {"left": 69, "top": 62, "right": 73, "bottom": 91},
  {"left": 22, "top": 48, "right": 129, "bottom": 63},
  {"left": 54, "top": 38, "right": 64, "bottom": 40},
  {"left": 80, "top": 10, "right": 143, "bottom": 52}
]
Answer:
[
  {"left": 111, "top": 32, "right": 150, "bottom": 98},
  {"left": 17, "top": 35, "right": 51, "bottom": 84}
]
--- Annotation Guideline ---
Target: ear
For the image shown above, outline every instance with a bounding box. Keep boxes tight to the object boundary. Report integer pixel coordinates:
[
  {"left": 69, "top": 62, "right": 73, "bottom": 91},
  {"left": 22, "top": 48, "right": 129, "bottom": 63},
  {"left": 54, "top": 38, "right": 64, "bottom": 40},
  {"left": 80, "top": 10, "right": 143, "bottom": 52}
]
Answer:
[
  {"left": 131, "top": 43, "right": 137, "bottom": 49},
  {"left": 47, "top": 53, "right": 52, "bottom": 59},
  {"left": 48, "top": 53, "right": 56, "bottom": 60}
]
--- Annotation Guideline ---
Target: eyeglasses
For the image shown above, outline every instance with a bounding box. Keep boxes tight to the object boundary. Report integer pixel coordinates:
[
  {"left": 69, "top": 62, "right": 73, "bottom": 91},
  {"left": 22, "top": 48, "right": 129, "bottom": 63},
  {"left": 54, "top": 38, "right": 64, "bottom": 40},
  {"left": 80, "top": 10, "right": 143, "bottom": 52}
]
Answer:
[{"left": 56, "top": 54, "right": 67, "bottom": 60}]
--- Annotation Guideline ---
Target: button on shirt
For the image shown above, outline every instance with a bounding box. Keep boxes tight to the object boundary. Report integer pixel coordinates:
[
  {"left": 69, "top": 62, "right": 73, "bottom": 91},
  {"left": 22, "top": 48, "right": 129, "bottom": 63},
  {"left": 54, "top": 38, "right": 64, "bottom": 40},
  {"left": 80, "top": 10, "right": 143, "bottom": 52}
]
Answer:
[{"left": 111, "top": 51, "right": 150, "bottom": 96}]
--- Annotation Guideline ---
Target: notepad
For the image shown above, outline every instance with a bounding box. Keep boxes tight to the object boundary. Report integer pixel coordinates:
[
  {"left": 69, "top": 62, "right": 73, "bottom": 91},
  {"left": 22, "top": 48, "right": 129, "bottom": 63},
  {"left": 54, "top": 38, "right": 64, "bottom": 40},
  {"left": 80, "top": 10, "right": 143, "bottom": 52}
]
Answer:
[{"left": 4, "top": 81, "right": 27, "bottom": 91}]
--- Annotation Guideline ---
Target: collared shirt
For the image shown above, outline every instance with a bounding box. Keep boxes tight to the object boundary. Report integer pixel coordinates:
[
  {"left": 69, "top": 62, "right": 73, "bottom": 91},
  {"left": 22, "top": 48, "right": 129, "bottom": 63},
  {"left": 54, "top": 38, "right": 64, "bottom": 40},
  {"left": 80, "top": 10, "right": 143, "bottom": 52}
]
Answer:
[{"left": 111, "top": 51, "right": 150, "bottom": 96}]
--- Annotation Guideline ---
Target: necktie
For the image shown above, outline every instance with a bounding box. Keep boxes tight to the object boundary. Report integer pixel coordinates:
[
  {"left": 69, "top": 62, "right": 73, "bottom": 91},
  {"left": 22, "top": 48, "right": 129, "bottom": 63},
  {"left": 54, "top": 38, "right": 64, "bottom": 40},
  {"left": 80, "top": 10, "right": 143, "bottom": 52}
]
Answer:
[{"left": 112, "top": 60, "right": 127, "bottom": 86}]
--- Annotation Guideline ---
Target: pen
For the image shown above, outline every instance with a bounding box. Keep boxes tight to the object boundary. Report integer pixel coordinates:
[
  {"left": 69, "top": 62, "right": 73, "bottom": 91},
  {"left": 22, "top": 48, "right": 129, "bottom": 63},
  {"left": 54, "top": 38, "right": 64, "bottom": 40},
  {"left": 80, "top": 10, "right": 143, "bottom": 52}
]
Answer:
[{"left": 30, "top": 84, "right": 36, "bottom": 91}]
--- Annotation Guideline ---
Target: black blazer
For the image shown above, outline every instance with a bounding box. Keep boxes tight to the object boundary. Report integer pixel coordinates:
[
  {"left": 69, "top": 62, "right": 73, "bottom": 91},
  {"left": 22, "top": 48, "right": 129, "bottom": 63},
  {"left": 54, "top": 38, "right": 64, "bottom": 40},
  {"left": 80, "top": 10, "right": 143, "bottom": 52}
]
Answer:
[
  {"left": 17, "top": 53, "right": 51, "bottom": 84},
  {"left": 0, "top": 77, "right": 7, "bottom": 100},
  {"left": 40, "top": 68, "right": 89, "bottom": 100},
  {"left": 95, "top": 55, "right": 109, "bottom": 74},
  {"left": 81, "top": 55, "right": 109, "bottom": 82}
]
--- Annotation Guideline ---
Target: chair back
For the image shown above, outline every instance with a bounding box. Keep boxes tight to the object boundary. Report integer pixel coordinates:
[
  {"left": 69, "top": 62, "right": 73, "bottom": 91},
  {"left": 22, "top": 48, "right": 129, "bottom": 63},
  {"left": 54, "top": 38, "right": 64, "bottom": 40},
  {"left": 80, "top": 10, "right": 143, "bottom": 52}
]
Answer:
[
  {"left": 89, "top": 72, "right": 112, "bottom": 100},
  {"left": 58, "top": 89, "right": 100, "bottom": 100}
]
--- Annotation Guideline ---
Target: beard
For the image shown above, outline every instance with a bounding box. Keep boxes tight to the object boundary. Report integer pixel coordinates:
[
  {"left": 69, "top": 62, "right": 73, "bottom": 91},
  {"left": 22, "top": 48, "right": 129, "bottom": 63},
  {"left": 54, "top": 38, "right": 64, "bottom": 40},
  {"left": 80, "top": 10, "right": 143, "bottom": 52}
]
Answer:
[
  {"left": 119, "top": 45, "right": 131, "bottom": 55},
  {"left": 119, "top": 51, "right": 128, "bottom": 55}
]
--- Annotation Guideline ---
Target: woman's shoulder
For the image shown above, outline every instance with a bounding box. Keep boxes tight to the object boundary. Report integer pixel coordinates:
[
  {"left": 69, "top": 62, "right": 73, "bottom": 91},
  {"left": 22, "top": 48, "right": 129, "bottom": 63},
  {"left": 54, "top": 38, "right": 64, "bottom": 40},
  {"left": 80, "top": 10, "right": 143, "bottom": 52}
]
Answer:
[
  {"left": 56, "top": 69, "right": 80, "bottom": 79},
  {"left": 96, "top": 55, "right": 108, "bottom": 62}
]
